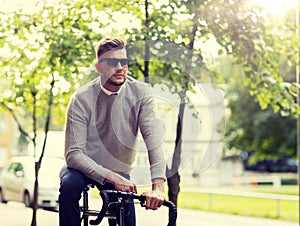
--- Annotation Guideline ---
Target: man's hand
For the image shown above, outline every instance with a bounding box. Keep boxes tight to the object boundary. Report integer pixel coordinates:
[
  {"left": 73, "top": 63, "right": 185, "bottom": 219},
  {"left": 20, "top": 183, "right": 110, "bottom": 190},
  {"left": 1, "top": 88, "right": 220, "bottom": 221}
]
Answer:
[
  {"left": 105, "top": 171, "right": 137, "bottom": 193},
  {"left": 142, "top": 178, "right": 165, "bottom": 210}
]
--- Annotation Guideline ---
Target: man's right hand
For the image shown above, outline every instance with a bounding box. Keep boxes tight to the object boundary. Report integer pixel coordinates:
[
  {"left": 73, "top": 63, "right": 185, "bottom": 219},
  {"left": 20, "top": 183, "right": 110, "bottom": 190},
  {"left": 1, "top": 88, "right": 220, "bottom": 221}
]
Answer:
[{"left": 104, "top": 171, "right": 137, "bottom": 193}]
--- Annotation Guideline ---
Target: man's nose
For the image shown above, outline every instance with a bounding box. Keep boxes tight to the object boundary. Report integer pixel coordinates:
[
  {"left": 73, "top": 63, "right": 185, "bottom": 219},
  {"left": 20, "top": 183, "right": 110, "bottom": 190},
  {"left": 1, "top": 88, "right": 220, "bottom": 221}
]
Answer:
[{"left": 115, "top": 61, "right": 123, "bottom": 69}]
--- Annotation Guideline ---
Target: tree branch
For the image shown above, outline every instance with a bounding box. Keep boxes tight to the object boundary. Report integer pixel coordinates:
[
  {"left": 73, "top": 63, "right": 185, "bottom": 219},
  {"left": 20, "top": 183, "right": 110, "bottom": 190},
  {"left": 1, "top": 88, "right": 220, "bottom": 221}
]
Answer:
[
  {"left": 38, "top": 76, "right": 55, "bottom": 163},
  {"left": 135, "top": 61, "right": 145, "bottom": 75},
  {"left": 0, "top": 101, "right": 32, "bottom": 140}
]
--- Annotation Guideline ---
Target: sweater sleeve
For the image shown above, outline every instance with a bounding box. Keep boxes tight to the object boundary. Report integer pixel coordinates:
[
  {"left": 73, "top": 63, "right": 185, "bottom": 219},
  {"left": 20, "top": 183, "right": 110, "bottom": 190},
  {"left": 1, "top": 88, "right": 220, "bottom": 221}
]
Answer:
[
  {"left": 138, "top": 88, "right": 167, "bottom": 181},
  {"left": 64, "top": 95, "right": 110, "bottom": 184}
]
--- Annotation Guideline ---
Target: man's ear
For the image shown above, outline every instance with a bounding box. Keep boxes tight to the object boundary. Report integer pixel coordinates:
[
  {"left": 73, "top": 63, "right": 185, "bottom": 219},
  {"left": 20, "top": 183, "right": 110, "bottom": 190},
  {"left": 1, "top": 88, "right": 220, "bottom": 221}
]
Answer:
[{"left": 95, "top": 62, "right": 101, "bottom": 73}]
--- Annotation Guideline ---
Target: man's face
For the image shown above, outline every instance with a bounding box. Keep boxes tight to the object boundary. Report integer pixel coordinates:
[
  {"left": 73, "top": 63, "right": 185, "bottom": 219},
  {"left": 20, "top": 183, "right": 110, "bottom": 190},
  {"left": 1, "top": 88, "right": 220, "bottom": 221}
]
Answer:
[{"left": 95, "top": 48, "right": 129, "bottom": 91}]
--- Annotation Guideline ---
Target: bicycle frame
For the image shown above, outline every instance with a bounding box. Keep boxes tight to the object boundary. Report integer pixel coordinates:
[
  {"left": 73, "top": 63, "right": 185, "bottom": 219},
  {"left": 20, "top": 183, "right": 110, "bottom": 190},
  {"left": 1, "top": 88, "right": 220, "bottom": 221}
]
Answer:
[{"left": 80, "top": 185, "right": 105, "bottom": 226}]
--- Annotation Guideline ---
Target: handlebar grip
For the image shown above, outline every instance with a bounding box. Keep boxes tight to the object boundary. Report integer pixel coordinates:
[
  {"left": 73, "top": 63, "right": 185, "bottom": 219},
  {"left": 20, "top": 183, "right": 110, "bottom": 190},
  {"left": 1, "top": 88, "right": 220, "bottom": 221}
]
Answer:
[
  {"left": 139, "top": 195, "right": 177, "bottom": 226},
  {"left": 162, "top": 200, "right": 177, "bottom": 226}
]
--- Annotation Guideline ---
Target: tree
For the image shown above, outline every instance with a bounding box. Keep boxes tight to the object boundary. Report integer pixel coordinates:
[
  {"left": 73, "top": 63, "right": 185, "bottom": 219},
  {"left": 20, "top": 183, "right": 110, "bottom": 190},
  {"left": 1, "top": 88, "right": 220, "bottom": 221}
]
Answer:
[
  {"left": 123, "top": 2, "right": 205, "bottom": 213},
  {"left": 201, "top": 0, "right": 299, "bottom": 115},
  {"left": 0, "top": 0, "right": 105, "bottom": 225},
  {"left": 95, "top": 0, "right": 299, "bottom": 218},
  {"left": 221, "top": 56, "right": 297, "bottom": 161},
  {"left": 126, "top": 0, "right": 299, "bottom": 215}
]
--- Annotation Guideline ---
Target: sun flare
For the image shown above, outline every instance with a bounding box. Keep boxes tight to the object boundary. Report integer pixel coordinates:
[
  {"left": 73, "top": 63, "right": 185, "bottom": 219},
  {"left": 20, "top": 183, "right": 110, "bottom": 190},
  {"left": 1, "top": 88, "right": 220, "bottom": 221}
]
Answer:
[{"left": 248, "top": 0, "right": 298, "bottom": 16}]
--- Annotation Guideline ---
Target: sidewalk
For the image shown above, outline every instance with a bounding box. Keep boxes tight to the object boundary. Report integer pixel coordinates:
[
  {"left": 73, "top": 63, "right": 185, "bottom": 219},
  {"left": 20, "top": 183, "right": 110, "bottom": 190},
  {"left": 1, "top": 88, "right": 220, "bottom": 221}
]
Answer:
[{"left": 0, "top": 201, "right": 298, "bottom": 226}]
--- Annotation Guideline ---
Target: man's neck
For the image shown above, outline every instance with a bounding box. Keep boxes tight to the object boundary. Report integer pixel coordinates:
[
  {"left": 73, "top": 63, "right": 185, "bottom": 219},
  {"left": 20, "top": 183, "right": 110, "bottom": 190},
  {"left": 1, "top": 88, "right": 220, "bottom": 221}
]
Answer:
[
  {"left": 99, "top": 78, "right": 124, "bottom": 95},
  {"left": 103, "top": 83, "right": 121, "bottom": 92}
]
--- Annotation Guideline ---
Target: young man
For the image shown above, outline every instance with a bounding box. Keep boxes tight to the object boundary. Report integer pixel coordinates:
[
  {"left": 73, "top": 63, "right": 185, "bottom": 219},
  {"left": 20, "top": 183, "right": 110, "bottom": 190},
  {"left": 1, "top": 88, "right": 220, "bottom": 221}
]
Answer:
[{"left": 59, "top": 36, "right": 166, "bottom": 226}]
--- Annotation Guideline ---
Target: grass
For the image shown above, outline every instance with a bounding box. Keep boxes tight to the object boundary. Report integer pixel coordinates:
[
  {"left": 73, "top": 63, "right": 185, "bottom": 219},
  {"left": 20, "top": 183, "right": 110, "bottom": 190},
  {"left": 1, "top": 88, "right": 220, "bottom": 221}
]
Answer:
[
  {"left": 177, "top": 185, "right": 299, "bottom": 222},
  {"left": 248, "top": 185, "right": 298, "bottom": 195}
]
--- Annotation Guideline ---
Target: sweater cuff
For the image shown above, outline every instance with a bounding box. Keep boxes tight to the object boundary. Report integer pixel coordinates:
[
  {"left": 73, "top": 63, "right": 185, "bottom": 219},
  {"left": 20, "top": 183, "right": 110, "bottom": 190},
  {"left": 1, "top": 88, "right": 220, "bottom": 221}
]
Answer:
[
  {"left": 94, "top": 166, "right": 111, "bottom": 185},
  {"left": 150, "top": 165, "right": 167, "bottom": 182}
]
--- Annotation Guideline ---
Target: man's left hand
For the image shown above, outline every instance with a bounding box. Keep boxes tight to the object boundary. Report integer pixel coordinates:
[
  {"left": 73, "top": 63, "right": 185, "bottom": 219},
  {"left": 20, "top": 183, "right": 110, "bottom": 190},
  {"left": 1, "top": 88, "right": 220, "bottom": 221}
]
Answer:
[{"left": 142, "top": 178, "right": 165, "bottom": 210}]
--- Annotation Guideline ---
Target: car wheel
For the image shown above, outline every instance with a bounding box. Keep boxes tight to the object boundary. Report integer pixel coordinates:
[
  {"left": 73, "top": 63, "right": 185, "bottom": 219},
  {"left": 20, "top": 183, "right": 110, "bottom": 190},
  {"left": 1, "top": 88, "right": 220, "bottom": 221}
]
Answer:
[
  {"left": 23, "top": 191, "right": 32, "bottom": 208},
  {"left": 0, "top": 188, "right": 8, "bottom": 204}
]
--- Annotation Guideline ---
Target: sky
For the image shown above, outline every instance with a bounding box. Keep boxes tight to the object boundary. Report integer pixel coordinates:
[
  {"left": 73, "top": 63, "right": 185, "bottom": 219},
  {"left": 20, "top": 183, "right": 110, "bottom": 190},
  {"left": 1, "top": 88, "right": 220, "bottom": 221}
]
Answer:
[{"left": 248, "top": 0, "right": 299, "bottom": 16}]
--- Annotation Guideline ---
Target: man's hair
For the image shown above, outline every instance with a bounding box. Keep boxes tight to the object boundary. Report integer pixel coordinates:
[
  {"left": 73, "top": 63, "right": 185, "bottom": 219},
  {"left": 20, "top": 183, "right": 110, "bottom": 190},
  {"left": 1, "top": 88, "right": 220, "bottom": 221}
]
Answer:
[{"left": 95, "top": 36, "right": 127, "bottom": 59}]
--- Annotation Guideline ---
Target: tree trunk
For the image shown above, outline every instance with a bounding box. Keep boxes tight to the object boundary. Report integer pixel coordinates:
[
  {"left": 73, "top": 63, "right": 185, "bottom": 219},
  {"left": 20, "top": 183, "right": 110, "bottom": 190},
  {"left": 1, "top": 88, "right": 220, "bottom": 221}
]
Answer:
[
  {"left": 166, "top": 4, "right": 198, "bottom": 214},
  {"left": 30, "top": 78, "right": 54, "bottom": 226},
  {"left": 30, "top": 163, "right": 39, "bottom": 226},
  {"left": 144, "top": 0, "right": 150, "bottom": 83},
  {"left": 167, "top": 171, "right": 180, "bottom": 225},
  {"left": 166, "top": 101, "right": 185, "bottom": 226}
]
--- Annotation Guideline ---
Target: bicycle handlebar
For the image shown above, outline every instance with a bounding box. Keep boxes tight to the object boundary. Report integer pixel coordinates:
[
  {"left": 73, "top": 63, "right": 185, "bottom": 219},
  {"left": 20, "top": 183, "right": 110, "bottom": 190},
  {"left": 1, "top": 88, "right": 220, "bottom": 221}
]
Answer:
[{"left": 89, "top": 190, "right": 177, "bottom": 226}]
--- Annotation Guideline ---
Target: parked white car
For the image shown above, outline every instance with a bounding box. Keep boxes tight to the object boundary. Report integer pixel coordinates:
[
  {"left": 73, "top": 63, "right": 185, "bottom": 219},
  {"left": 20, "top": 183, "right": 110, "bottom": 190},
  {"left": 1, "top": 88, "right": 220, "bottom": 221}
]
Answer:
[{"left": 0, "top": 156, "right": 64, "bottom": 210}]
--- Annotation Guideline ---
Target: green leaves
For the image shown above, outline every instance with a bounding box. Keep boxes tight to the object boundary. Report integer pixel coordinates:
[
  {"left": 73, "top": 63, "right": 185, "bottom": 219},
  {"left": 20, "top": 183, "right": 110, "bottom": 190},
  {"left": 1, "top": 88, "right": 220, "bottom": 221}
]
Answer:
[
  {"left": 0, "top": 0, "right": 299, "bottom": 157},
  {"left": 0, "top": 0, "right": 95, "bottom": 135}
]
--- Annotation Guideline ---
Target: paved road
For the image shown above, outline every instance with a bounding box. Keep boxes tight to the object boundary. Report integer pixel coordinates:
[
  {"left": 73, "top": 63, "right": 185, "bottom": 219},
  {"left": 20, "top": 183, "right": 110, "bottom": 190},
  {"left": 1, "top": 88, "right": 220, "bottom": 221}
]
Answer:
[{"left": 0, "top": 200, "right": 298, "bottom": 226}]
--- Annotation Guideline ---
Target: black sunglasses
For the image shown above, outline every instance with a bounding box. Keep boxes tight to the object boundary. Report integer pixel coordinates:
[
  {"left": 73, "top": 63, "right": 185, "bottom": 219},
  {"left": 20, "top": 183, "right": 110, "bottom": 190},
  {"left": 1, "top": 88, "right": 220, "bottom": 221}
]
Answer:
[{"left": 98, "top": 58, "right": 131, "bottom": 67}]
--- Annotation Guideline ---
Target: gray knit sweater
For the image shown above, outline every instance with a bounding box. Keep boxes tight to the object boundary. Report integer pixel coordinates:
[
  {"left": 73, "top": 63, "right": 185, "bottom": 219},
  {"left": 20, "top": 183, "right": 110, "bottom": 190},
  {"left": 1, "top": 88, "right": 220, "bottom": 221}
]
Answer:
[{"left": 64, "top": 76, "right": 166, "bottom": 184}]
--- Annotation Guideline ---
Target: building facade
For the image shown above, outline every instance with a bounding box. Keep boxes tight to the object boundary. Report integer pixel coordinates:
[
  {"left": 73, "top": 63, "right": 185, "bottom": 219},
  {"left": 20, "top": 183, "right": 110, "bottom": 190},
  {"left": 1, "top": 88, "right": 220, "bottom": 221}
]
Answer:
[{"left": 0, "top": 112, "right": 15, "bottom": 168}]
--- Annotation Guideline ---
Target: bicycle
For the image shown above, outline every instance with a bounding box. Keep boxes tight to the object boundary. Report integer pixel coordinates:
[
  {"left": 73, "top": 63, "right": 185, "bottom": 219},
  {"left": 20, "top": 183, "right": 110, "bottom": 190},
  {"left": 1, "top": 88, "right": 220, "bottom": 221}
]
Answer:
[{"left": 80, "top": 185, "right": 177, "bottom": 226}]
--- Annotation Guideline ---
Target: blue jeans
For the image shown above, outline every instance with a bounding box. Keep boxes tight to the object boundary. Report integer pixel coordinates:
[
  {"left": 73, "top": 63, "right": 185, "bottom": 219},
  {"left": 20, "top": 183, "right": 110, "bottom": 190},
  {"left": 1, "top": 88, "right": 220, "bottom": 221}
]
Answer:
[{"left": 58, "top": 166, "right": 136, "bottom": 226}]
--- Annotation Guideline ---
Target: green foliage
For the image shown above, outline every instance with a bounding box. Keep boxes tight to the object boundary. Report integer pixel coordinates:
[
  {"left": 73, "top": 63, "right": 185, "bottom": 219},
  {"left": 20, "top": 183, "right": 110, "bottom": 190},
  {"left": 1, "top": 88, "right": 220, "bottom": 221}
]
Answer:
[
  {"left": 221, "top": 56, "right": 297, "bottom": 160},
  {"left": 0, "top": 0, "right": 298, "bottom": 135},
  {"left": 0, "top": 0, "right": 298, "bottom": 168},
  {"left": 201, "top": 0, "right": 299, "bottom": 115},
  {"left": 0, "top": 0, "right": 106, "bottom": 135}
]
